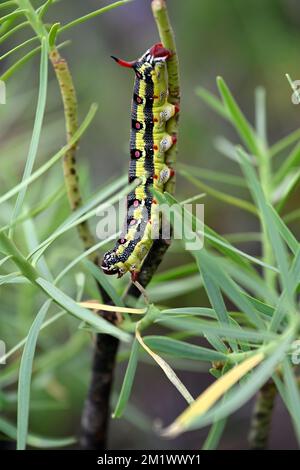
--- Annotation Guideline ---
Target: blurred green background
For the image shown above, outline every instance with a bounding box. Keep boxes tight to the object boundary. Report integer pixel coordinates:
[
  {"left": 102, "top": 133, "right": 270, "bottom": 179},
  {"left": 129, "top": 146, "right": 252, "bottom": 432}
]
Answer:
[{"left": 1, "top": 0, "right": 300, "bottom": 449}]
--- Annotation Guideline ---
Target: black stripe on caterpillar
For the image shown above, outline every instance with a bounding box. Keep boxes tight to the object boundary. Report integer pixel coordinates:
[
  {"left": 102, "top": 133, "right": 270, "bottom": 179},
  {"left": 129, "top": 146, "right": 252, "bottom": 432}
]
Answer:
[{"left": 101, "top": 43, "right": 179, "bottom": 281}]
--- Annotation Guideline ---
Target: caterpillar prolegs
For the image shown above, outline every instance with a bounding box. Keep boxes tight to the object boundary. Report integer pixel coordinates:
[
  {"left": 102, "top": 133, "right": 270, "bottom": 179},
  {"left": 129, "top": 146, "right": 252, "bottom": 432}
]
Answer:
[{"left": 101, "top": 43, "right": 178, "bottom": 280}]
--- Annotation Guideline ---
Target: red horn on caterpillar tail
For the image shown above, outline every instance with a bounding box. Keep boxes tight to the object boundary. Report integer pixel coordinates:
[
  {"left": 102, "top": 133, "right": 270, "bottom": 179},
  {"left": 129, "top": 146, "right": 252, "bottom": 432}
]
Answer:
[{"left": 111, "top": 56, "right": 136, "bottom": 68}]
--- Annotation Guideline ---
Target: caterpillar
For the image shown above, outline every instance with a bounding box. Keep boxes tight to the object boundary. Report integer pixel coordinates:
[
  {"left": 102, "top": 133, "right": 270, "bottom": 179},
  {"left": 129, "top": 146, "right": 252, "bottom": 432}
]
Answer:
[{"left": 101, "top": 43, "right": 179, "bottom": 281}]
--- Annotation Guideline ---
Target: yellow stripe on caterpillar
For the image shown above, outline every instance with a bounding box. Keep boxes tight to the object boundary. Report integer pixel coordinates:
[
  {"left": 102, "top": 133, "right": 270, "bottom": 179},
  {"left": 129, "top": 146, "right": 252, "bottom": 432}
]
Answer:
[{"left": 102, "top": 44, "right": 177, "bottom": 280}]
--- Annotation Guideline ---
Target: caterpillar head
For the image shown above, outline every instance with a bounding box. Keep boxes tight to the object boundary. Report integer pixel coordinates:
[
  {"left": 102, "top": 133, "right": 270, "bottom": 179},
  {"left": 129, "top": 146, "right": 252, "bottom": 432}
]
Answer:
[
  {"left": 101, "top": 251, "right": 120, "bottom": 277},
  {"left": 111, "top": 43, "right": 172, "bottom": 79}
]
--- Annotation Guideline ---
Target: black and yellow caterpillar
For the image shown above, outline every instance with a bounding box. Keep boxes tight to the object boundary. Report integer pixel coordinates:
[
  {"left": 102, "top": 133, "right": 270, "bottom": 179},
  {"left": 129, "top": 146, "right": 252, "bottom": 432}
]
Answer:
[{"left": 101, "top": 43, "right": 178, "bottom": 280}]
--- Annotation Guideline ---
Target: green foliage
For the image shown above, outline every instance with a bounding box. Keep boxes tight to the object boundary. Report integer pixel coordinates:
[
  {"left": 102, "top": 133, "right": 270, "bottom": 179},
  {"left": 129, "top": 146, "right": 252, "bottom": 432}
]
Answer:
[{"left": 0, "top": 0, "right": 299, "bottom": 452}]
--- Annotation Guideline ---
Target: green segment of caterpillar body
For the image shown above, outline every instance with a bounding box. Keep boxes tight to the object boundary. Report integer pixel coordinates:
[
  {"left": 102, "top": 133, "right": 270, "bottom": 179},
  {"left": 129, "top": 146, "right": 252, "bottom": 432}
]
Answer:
[{"left": 101, "top": 44, "right": 178, "bottom": 280}]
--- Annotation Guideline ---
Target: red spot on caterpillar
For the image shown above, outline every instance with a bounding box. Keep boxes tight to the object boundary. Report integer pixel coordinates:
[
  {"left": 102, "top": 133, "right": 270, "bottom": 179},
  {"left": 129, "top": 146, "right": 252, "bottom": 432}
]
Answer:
[
  {"left": 130, "top": 219, "right": 136, "bottom": 226},
  {"left": 131, "top": 270, "right": 139, "bottom": 282},
  {"left": 175, "top": 104, "right": 180, "bottom": 114},
  {"left": 135, "top": 150, "right": 141, "bottom": 158},
  {"left": 149, "top": 43, "right": 172, "bottom": 60},
  {"left": 119, "top": 238, "right": 126, "bottom": 244},
  {"left": 135, "top": 122, "right": 141, "bottom": 129},
  {"left": 170, "top": 169, "right": 175, "bottom": 178},
  {"left": 111, "top": 56, "right": 135, "bottom": 68},
  {"left": 154, "top": 175, "right": 158, "bottom": 180},
  {"left": 171, "top": 134, "right": 177, "bottom": 145},
  {"left": 153, "top": 118, "right": 158, "bottom": 122},
  {"left": 133, "top": 200, "right": 139, "bottom": 207},
  {"left": 153, "top": 95, "right": 159, "bottom": 100},
  {"left": 137, "top": 96, "right": 142, "bottom": 103},
  {"left": 153, "top": 199, "right": 157, "bottom": 204},
  {"left": 153, "top": 145, "right": 158, "bottom": 150}
]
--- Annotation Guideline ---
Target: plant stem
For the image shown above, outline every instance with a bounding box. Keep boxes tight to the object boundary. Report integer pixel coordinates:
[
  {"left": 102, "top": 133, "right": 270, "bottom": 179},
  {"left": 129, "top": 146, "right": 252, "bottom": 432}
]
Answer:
[
  {"left": 127, "top": 0, "right": 180, "bottom": 298},
  {"left": 249, "top": 95, "right": 277, "bottom": 449},
  {"left": 49, "top": 48, "right": 97, "bottom": 259},
  {"left": 248, "top": 380, "right": 277, "bottom": 449},
  {"left": 15, "top": 0, "right": 47, "bottom": 38},
  {"left": 151, "top": 0, "right": 180, "bottom": 195},
  {"left": 48, "top": 47, "right": 120, "bottom": 449},
  {"left": 260, "top": 152, "right": 274, "bottom": 288},
  {"left": 79, "top": 316, "right": 119, "bottom": 450},
  {"left": 80, "top": 1, "right": 180, "bottom": 447}
]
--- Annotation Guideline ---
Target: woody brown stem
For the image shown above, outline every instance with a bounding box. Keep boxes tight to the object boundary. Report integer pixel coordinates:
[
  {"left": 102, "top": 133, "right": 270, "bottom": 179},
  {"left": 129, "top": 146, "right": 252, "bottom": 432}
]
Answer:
[
  {"left": 49, "top": 48, "right": 118, "bottom": 449},
  {"left": 52, "top": 0, "right": 180, "bottom": 449},
  {"left": 248, "top": 380, "right": 277, "bottom": 449},
  {"left": 79, "top": 311, "right": 119, "bottom": 450}
]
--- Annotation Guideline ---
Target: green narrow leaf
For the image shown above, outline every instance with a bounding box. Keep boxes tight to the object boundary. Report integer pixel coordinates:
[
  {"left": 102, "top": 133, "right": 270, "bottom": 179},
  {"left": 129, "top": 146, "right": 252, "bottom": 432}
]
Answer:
[
  {"left": 200, "top": 266, "right": 238, "bottom": 352},
  {"left": 197, "top": 251, "right": 265, "bottom": 330},
  {"left": 237, "top": 148, "right": 291, "bottom": 295},
  {"left": 23, "top": 217, "right": 52, "bottom": 281},
  {"left": 0, "top": 103, "right": 98, "bottom": 206},
  {"left": 0, "top": 9, "right": 28, "bottom": 25},
  {"left": 202, "top": 418, "right": 227, "bottom": 450},
  {"left": 195, "top": 86, "right": 229, "bottom": 120},
  {"left": 0, "top": 21, "right": 29, "bottom": 46},
  {"left": 282, "top": 359, "right": 300, "bottom": 444},
  {"left": 37, "top": 0, "right": 53, "bottom": 18},
  {"left": 158, "top": 317, "right": 276, "bottom": 343},
  {"left": 162, "top": 307, "right": 216, "bottom": 318},
  {"left": 54, "top": 234, "right": 118, "bottom": 284},
  {"left": 219, "top": 258, "right": 278, "bottom": 305},
  {"left": 2, "top": 310, "right": 65, "bottom": 364},
  {"left": 113, "top": 339, "right": 139, "bottom": 418},
  {"left": 28, "top": 178, "right": 136, "bottom": 264},
  {"left": 0, "top": 36, "right": 37, "bottom": 62},
  {"left": 11, "top": 39, "right": 48, "bottom": 233},
  {"left": 161, "top": 191, "right": 276, "bottom": 274},
  {"left": 152, "top": 262, "right": 197, "bottom": 283},
  {"left": 36, "top": 277, "right": 130, "bottom": 342},
  {"left": 0, "top": 417, "right": 76, "bottom": 448},
  {"left": 0, "top": 1, "right": 16, "bottom": 11},
  {"left": 144, "top": 336, "right": 227, "bottom": 362},
  {"left": 83, "top": 259, "right": 125, "bottom": 308},
  {"left": 274, "top": 143, "right": 300, "bottom": 186},
  {"left": 200, "top": 269, "right": 229, "bottom": 325},
  {"left": 179, "top": 168, "right": 257, "bottom": 215},
  {"left": 270, "top": 248, "right": 300, "bottom": 332},
  {"left": 269, "top": 204, "right": 299, "bottom": 255},
  {"left": 17, "top": 300, "right": 51, "bottom": 450},
  {"left": 214, "top": 136, "right": 254, "bottom": 163},
  {"left": 10, "top": 37, "right": 48, "bottom": 231},
  {"left": 48, "top": 22, "right": 60, "bottom": 48},
  {"left": 165, "top": 331, "right": 293, "bottom": 433},
  {"left": 274, "top": 170, "right": 300, "bottom": 213},
  {"left": 270, "top": 128, "right": 300, "bottom": 158},
  {"left": 148, "top": 275, "right": 202, "bottom": 302},
  {"left": 217, "top": 77, "right": 262, "bottom": 157},
  {"left": 179, "top": 163, "right": 246, "bottom": 187},
  {"left": 58, "top": 0, "right": 131, "bottom": 33},
  {"left": 255, "top": 87, "right": 267, "bottom": 145},
  {"left": 0, "top": 41, "right": 69, "bottom": 81}
]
